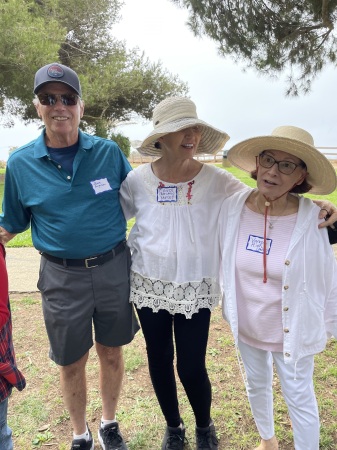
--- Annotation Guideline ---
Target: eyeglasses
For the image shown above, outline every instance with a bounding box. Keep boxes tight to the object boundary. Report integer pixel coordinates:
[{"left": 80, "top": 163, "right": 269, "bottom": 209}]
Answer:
[
  {"left": 37, "top": 93, "right": 80, "bottom": 106},
  {"left": 258, "top": 152, "right": 306, "bottom": 175}
]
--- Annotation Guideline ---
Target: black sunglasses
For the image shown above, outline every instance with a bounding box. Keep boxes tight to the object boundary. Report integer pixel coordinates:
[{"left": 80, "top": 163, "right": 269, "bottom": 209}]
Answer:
[{"left": 37, "top": 93, "right": 80, "bottom": 106}]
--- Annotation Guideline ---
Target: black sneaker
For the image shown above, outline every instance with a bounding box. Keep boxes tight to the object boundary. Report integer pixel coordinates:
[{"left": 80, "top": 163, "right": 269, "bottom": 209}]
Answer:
[
  {"left": 195, "top": 421, "right": 218, "bottom": 449},
  {"left": 98, "top": 422, "right": 128, "bottom": 449},
  {"left": 162, "top": 421, "right": 187, "bottom": 450},
  {"left": 70, "top": 427, "right": 94, "bottom": 450}
]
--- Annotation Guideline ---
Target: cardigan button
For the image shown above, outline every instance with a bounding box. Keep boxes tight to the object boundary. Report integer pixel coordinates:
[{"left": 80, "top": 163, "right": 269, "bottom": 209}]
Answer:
[
  {"left": 283, "top": 306, "right": 289, "bottom": 311},
  {"left": 284, "top": 352, "right": 291, "bottom": 357},
  {"left": 285, "top": 260, "right": 290, "bottom": 265},
  {"left": 284, "top": 328, "right": 289, "bottom": 333},
  {"left": 283, "top": 285, "right": 289, "bottom": 290}
]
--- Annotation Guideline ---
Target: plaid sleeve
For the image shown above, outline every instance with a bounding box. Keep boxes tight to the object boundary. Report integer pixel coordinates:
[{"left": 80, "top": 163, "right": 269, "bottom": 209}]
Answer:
[
  {"left": 0, "top": 244, "right": 10, "bottom": 328},
  {"left": 0, "top": 315, "right": 26, "bottom": 400}
]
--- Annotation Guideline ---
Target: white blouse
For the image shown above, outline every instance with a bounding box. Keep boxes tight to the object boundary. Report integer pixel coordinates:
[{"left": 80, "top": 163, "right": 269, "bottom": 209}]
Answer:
[{"left": 119, "top": 163, "right": 247, "bottom": 318}]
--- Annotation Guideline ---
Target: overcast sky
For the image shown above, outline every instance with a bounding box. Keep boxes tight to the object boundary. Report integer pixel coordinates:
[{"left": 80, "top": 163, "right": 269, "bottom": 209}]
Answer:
[{"left": 1, "top": 0, "right": 336, "bottom": 160}]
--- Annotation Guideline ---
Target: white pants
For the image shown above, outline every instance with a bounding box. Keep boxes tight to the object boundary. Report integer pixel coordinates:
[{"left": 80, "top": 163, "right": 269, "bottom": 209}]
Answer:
[{"left": 238, "top": 340, "right": 319, "bottom": 450}]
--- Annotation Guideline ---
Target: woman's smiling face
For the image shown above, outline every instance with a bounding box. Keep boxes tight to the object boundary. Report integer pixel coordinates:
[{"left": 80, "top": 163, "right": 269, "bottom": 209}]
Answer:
[{"left": 159, "top": 126, "right": 202, "bottom": 160}]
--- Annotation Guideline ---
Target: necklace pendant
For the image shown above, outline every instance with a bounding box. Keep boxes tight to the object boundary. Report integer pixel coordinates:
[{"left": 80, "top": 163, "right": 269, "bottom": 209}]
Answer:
[{"left": 269, "top": 223, "right": 273, "bottom": 229}]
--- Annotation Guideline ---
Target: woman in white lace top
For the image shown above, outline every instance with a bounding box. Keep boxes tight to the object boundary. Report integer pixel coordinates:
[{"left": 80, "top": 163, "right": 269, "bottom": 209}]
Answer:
[{"left": 119, "top": 96, "right": 248, "bottom": 450}]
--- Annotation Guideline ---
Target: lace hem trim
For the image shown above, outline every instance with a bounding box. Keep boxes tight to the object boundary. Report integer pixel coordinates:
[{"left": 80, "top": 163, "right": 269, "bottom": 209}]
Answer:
[
  {"left": 130, "top": 272, "right": 221, "bottom": 318},
  {"left": 131, "top": 290, "right": 220, "bottom": 319}
]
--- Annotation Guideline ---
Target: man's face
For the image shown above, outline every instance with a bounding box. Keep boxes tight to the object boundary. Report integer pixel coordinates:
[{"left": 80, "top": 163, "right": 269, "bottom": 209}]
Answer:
[{"left": 34, "top": 82, "right": 84, "bottom": 146}]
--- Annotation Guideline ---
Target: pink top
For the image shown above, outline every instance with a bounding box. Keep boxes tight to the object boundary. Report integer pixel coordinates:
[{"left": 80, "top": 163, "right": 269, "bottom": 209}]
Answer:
[{"left": 235, "top": 205, "right": 297, "bottom": 352}]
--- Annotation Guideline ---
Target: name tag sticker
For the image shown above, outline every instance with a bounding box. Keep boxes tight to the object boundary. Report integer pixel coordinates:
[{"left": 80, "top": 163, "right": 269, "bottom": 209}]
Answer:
[
  {"left": 246, "top": 234, "right": 272, "bottom": 255},
  {"left": 157, "top": 186, "right": 178, "bottom": 203},
  {"left": 90, "top": 178, "right": 112, "bottom": 194}
]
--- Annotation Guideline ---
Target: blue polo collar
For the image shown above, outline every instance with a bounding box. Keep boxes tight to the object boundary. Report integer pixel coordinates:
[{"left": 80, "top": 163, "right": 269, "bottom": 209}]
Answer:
[{"left": 33, "top": 128, "right": 94, "bottom": 159}]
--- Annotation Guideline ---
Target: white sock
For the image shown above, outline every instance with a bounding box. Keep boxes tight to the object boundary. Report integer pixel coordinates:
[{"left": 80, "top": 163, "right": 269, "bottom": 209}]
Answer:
[
  {"left": 73, "top": 424, "right": 90, "bottom": 441},
  {"left": 101, "top": 417, "right": 117, "bottom": 429}
]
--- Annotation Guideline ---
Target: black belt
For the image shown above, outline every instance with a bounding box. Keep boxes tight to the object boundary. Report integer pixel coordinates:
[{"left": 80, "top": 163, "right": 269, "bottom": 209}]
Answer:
[{"left": 40, "top": 241, "right": 126, "bottom": 268}]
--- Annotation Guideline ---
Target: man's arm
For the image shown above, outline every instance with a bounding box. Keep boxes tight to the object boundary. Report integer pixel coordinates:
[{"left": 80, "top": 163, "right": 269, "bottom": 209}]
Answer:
[
  {"left": 310, "top": 200, "right": 337, "bottom": 244},
  {"left": 320, "top": 211, "right": 337, "bottom": 244},
  {"left": 0, "top": 159, "right": 31, "bottom": 240},
  {"left": 0, "top": 227, "right": 17, "bottom": 245},
  {"left": 327, "top": 226, "right": 337, "bottom": 245},
  {"left": 312, "top": 200, "right": 337, "bottom": 227}
]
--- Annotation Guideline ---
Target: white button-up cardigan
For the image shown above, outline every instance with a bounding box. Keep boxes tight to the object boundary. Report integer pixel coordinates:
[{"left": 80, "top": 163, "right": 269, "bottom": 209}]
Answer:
[{"left": 219, "top": 190, "right": 337, "bottom": 365}]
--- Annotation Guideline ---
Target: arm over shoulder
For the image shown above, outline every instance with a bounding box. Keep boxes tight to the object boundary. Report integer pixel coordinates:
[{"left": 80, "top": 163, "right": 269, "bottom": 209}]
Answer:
[{"left": 119, "top": 172, "right": 136, "bottom": 220}]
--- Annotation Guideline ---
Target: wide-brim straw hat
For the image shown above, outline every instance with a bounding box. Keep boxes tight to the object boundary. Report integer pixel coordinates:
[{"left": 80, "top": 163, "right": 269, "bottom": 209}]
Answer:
[
  {"left": 228, "top": 125, "right": 337, "bottom": 195},
  {"left": 138, "top": 96, "right": 230, "bottom": 156}
]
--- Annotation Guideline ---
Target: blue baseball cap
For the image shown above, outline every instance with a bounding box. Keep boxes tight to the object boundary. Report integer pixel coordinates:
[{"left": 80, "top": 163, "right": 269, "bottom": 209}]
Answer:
[{"left": 34, "top": 63, "right": 82, "bottom": 96}]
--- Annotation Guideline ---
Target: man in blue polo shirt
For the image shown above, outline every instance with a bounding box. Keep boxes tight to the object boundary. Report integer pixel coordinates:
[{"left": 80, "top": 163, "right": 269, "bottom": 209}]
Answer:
[{"left": 0, "top": 63, "right": 139, "bottom": 450}]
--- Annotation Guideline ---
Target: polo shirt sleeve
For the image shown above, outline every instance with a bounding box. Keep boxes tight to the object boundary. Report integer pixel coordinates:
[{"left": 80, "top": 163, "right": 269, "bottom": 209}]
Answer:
[
  {"left": 118, "top": 148, "right": 132, "bottom": 182},
  {"left": 119, "top": 174, "right": 135, "bottom": 220},
  {"left": 0, "top": 164, "right": 31, "bottom": 234}
]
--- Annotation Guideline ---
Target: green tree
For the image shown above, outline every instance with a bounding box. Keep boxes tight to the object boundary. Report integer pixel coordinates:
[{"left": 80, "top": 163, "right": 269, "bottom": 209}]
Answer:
[
  {"left": 0, "top": 0, "right": 65, "bottom": 123},
  {"left": 0, "top": 0, "right": 188, "bottom": 137},
  {"left": 171, "top": 0, "right": 337, "bottom": 95},
  {"left": 110, "top": 133, "right": 131, "bottom": 158}
]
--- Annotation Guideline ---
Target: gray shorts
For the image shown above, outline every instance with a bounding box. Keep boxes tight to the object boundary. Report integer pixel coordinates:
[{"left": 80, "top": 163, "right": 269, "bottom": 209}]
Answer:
[{"left": 37, "top": 246, "right": 139, "bottom": 366}]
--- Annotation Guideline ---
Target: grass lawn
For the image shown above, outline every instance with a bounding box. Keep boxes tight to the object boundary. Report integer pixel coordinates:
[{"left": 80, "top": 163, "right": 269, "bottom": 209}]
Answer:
[{"left": 8, "top": 292, "right": 337, "bottom": 449}]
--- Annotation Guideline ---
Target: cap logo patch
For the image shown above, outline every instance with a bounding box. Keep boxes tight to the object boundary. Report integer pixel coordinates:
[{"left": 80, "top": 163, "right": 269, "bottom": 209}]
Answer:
[{"left": 47, "top": 65, "right": 64, "bottom": 79}]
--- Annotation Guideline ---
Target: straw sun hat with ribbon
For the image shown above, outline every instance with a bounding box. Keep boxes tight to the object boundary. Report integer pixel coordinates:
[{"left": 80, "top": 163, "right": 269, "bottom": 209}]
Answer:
[
  {"left": 138, "top": 97, "right": 230, "bottom": 156},
  {"left": 227, "top": 125, "right": 337, "bottom": 195}
]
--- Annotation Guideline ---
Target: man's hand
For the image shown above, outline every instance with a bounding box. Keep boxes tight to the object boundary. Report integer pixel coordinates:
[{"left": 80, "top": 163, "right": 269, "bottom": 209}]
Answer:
[
  {"left": 0, "top": 227, "right": 17, "bottom": 244},
  {"left": 318, "top": 211, "right": 337, "bottom": 230},
  {"left": 312, "top": 200, "right": 337, "bottom": 229}
]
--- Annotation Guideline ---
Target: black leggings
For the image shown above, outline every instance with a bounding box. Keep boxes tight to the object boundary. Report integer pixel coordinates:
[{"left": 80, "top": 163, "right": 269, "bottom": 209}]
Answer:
[{"left": 136, "top": 306, "right": 212, "bottom": 428}]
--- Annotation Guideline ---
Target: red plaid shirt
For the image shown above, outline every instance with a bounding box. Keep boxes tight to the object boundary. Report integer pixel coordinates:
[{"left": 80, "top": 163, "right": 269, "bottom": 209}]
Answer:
[
  {"left": 0, "top": 244, "right": 26, "bottom": 400},
  {"left": 0, "top": 244, "right": 9, "bottom": 328}
]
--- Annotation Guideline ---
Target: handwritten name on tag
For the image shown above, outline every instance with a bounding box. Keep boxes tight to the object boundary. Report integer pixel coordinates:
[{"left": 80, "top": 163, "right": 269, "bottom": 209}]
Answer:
[
  {"left": 90, "top": 178, "right": 112, "bottom": 194},
  {"left": 157, "top": 186, "right": 178, "bottom": 203},
  {"left": 246, "top": 234, "right": 272, "bottom": 255}
]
